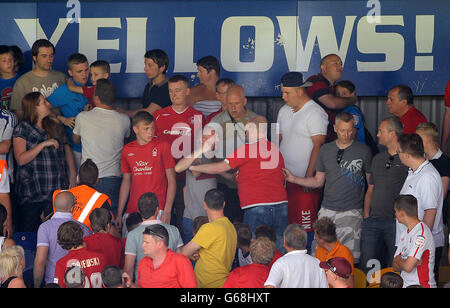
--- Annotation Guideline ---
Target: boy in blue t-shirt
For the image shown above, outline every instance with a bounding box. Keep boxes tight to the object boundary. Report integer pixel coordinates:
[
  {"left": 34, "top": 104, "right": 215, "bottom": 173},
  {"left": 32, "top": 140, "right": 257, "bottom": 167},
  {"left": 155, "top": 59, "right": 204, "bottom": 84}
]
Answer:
[
  {"left": 0, "top": 45, "right": 20, "bottom": 110},
  {"left": 335, "top": 80, "right": 366, "bottom": 144}
]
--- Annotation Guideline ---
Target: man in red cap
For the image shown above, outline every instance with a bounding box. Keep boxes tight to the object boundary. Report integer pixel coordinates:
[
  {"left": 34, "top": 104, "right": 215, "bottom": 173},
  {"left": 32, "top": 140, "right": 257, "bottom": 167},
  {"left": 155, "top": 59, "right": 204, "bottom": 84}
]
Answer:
[{"left": 319, "top": 257, "right": 353, "bottom": 288}]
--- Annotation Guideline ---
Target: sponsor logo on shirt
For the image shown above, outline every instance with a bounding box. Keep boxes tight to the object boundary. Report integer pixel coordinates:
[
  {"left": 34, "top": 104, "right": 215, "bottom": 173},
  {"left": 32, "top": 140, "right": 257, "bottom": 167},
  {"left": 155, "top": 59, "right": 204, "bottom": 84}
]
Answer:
[
  {"left": 415, "top": 235, "right": 425, "bottom": 248},
  {"left": 152, "top": 148, "right": 158, "bottom": 157}
]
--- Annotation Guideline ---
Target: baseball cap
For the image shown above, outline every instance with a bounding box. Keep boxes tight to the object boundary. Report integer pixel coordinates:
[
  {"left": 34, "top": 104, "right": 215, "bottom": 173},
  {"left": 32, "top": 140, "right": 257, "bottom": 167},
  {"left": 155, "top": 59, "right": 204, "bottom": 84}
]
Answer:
[
  {"left": 281, "top": 72, "right": 313, "bottom": 88},
  {"left": 319, "top": 257, "right": 352, "bottom": 279}
]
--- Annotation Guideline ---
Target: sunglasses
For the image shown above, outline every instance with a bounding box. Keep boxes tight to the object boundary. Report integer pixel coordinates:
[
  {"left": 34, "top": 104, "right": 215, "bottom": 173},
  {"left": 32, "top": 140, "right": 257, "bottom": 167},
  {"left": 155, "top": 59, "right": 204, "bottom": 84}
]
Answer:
[
  {"left": 385, "top": 155, "right": 395, "bottom": 169},
  {"left": 144, "top": 227, "right": 165, "bottom": 240},
  {"left": 336, "top": 149, "right": 345, "bottom": 165}
]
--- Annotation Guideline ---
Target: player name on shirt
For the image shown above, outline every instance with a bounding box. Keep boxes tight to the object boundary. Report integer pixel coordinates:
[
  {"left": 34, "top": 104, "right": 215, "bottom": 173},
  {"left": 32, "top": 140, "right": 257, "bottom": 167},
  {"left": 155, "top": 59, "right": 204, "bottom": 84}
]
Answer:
[{"left": 66, "top": 257, "right": 101, "bottom": 270}]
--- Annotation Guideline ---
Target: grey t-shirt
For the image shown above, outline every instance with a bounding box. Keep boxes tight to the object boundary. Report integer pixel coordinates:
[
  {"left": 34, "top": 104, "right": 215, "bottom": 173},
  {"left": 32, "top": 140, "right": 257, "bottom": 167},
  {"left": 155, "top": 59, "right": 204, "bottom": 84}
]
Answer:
[
  {"left": 316, "top": 141, "right": 372, "bottom": 211},
  {"left": 368, "top": 150, "right": 409, "bottom": 218},
  {"left": 125, "top": 220, "right": 183, "bottom": 281},
  {"left": 11, "top": 70, "right": 67, "bottom": 111}
]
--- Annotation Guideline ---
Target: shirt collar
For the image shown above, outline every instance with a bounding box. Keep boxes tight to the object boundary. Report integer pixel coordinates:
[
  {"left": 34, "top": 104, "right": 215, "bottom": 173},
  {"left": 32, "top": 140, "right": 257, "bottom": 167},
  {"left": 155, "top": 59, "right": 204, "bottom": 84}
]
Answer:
[
  {"left": 411, "top": 159, "right": 430, "bottom": 174},
  {"left": 52, "top": 212, "right": 73, "bottom": 219},
  {"left": 431, "top": 149, "right": 443, "bottom": 160}
]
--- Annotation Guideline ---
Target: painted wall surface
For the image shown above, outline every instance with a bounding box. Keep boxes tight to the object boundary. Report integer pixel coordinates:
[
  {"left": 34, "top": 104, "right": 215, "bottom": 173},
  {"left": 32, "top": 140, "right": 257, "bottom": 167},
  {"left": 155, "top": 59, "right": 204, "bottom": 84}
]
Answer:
[{"left": 1, "top": 0, "right": 448, "bottom": 97}]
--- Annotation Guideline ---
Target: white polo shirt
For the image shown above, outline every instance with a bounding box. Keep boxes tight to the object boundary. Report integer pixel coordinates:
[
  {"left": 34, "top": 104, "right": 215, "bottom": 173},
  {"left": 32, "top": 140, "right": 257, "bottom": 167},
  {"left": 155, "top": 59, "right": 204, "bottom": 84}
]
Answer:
[
  {"left": 0, "top": 167, "right": 9, "bottom": 193},
  {"left": 395, "top": 221, "right": 436, "bottom": 288},
  {"left": 277, "top": 101, "right": 328, "bottom": 177},
  {"left": 396, "top": 160, "right": 444, "bottom": 247},
  {"left": 264, "top": 249, "right": 328, "bottom": 288}
]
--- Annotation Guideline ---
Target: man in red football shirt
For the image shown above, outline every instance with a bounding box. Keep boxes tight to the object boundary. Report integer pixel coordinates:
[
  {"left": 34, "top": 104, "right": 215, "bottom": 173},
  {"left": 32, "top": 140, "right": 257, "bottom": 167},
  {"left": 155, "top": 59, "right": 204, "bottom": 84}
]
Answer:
[
  {"left": 188, "top": 116, "right": 288, "bottom": 252},
  {"left": 153, "top": 75, "right": 205, "bottom": 231},
  {"left": 122, "top": 224, "right": 197, "bottom": 288},
  {"left": 386, "top": 85, "right": 427, "bottom": 134},
  {"left": 54, "top": 221, "right": 107, "bottom": 288},
  {"left": 116, "top": 111, "right": 176, "bottom": 233},
  {"left": 83, "top": 208, "right": 123, "bottom": 267}
]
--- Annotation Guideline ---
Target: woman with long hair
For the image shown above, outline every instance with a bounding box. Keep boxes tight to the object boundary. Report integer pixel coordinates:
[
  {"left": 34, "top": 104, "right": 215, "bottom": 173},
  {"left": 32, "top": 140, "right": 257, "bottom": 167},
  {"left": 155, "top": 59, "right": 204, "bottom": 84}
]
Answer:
[{"left": 13, "top": 92, "right": 76, "bottom": 232}]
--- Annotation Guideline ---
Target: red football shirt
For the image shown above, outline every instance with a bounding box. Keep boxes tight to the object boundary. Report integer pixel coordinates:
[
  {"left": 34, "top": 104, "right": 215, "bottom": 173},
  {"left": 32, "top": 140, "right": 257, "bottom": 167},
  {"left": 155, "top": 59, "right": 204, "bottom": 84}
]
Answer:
[
  {"left": 224, "top": 138, "right": 288, "bottom": 209},
  {"left": 137, "top": 249, "right": 197, "bottom": 288},
  {"left": 222, "top": 263, "right": 270, "bottom": 288},
  {"left": 54, "top": 247, "right": 107, "bottom": 288},
  {"left": 121, "top": 139, "right": 175, "bottom": 213},
  {"left": 401, "top": 106, "right": 427, "bottom": 134},
  {"left": 154, "top": 106, "right": 205, "bottom": 161},
  {"left": 83, "top": 233, "right": 123, "bottom": 267}
]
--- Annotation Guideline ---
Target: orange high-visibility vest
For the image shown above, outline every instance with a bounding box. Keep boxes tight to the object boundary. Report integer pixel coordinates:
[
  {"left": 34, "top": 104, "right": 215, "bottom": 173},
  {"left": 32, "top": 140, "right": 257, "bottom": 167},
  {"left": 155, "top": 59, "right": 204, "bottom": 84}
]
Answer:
[
  {"left": 52, "top": 185, "right": 111, "bottom": 230},
  {"left": 0, "top": 160, "right": 8, "bottom": 183}
]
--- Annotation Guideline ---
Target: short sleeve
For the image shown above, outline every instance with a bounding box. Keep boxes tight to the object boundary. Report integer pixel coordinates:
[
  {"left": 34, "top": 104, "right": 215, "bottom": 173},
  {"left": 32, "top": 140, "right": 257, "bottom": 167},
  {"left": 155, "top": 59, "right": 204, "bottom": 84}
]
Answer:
[
  {"left": 73, "top": 112, "right": 84, "bottom": 136},
  {"left": 192, "top": 223, "right": 215, "bottom": 249},
  {"left": 409, "top": 233, "right": 430, "bottom": 260},
  {"left": 264, "top": 260, "right": 283, "bottom": 287},
  {"left": 47, "top": 86, "right": 66, "bottom": 108},
  {"left": 124, "top": 231, "right": 138, "bottom": 256},
  {"left": 315, "top": 146, "right": 327, "bottom": 173},
  {"left": 120, "top": 148, "right": 131, "bottom": 174}
]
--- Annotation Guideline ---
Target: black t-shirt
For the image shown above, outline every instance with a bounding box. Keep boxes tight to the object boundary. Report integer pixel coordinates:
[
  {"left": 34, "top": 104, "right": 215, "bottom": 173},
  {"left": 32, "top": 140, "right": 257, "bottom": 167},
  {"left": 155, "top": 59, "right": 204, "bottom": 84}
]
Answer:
[
  {"left": 368, "top": 150, "right": 409, "bottom": 218},
  {"left": 142, "top": 79, "right": 171, "bottom": 109}
]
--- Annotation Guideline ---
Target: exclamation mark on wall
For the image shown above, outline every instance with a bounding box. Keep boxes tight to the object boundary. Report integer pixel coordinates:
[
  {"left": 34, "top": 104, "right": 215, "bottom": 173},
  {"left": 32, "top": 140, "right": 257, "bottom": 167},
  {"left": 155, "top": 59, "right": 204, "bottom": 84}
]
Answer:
[{"left": 415, "top": 15, "right": 434, "bottom": 71}]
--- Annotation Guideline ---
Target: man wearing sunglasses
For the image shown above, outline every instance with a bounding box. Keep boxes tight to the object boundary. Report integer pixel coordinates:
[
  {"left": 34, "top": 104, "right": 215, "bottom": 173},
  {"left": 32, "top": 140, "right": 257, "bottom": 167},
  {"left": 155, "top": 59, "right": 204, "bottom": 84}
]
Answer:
[
  {"left": 360, "top": 116, "right": 408, "bottom": 274},
  {"left": 283, "top": 111, "right": 372, "bottom": 265}
]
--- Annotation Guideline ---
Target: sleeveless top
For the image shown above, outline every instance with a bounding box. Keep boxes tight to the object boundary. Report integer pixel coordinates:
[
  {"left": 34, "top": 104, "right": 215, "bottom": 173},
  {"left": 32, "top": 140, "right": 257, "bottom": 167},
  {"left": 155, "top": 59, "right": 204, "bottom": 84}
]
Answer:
[{"left": 1, "top": 276, "right": 18, "bottom": 288}]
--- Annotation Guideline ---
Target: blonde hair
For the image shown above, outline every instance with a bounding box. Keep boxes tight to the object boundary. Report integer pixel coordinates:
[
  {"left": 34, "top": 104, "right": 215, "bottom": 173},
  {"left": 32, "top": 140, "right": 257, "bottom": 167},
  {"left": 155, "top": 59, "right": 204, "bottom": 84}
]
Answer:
[
  {"left": 0, "top": 245, "right": 25, "bottom": 279},
  {"left": 416, "top": 122, "right": 439, "bottom": 144}
]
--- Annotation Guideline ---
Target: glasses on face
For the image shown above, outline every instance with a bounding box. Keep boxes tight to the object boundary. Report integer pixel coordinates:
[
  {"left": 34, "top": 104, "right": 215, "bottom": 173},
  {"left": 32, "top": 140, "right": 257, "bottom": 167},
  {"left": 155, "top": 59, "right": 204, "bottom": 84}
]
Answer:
[
  {"left": 336, "top": 149, "right": 345, "bottom": 165},
  {"left": 385, "top": 155, "right": 395, "bottom": 169}
]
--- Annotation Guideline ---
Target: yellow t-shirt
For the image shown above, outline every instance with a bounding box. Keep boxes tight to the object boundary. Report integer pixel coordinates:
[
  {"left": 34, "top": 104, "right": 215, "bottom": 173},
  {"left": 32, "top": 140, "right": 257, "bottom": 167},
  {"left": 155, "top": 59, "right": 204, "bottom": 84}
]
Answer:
[{"left": 192, "top": 217, "right": 237, "bottom": 288}]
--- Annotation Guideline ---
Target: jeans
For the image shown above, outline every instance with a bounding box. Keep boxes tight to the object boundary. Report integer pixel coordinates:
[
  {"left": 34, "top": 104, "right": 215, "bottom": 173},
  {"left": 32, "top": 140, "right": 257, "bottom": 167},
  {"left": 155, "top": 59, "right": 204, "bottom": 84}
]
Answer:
[
  {"left": 243, "top": 202, "right": 288, "bottom": 253},
  {"left": 359, "top": 217, "right": 396, "bottom": 273},
  {"left": 95, "top": 176, "right": 122, "bottom": 217},
  {"left": 182, "top": 217, "right": 194, "bottom": 245}
]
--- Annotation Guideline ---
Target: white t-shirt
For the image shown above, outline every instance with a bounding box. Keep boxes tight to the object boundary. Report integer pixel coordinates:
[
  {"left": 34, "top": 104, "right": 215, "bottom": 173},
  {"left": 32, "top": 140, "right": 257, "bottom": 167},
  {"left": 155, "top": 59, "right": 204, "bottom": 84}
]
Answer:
[
  {"left": 277, "top": 101, "right": 328, "bottom": 177},
  {"left": 264, "top": 250, "right": 328, "bottom": 288},
  {"left": 395, "top": 221, "right": 436, "bottom": 288},
  {"left": 73, "top": 107, "right": 130, "bottom": 178},
  {"left": 396, "top": 160, "right": 444, "bottom": 247}
]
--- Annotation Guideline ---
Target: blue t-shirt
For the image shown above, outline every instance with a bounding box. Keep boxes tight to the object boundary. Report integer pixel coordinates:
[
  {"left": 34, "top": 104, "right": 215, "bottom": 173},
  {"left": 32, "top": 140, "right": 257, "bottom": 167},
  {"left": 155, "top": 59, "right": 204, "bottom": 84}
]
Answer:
[
  {"left": 344, "top": 105, "right": 365, "bottom": 144},
  {"left": 0, "top": 74, "right": 20, "bottom": 110},
  {"left": 47, "top": 81, "right": 89, "bottom": 152}
]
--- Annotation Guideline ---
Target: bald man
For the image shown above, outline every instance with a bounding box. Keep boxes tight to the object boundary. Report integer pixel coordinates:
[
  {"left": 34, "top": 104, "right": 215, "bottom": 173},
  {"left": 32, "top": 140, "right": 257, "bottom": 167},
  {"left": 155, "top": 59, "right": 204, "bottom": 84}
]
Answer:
[
  {"left": 208, "top": 85, "right": 268, "bottom": 223},
  {"left": 187, "top": 116, "right": 288, "bottom": 252},
  {"left": 306, "top": 54, "right": 356, "bottom": 142},
  {"left": 34, "top": 191, "right": 91, "bottom": 288}
]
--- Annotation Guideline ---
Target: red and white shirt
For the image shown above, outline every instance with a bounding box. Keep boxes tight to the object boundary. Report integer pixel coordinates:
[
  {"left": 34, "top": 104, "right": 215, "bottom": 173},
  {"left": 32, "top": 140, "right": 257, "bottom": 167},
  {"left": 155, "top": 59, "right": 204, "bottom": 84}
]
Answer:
[
  {"left": 395, "top": 222, "right": 436, "bottom": 288},
  {"left": 121, "top": 139, "right": 175, "bottom": 214},
  {"left": 54, "top": 247, "right": 107, "bottom": 288},
  {"left": 224, "top": 138, "right": 287, "bottom": 209},
  {"left": 154, "top": 106, "right": 204, "bottom": 161}
]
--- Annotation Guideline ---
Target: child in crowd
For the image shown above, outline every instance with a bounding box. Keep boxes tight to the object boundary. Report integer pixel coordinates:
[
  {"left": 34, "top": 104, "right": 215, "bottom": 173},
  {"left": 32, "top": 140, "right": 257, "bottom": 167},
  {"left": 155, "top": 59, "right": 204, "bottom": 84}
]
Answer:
[
  {"left": 231, "top": 222, "right": 253, "bottom": 269},
  {"left": 67, "top": 60, "right": 110, "bottom": 108},
  {"left": 0, "top": 45, "right": 21, "bottom": 110}
]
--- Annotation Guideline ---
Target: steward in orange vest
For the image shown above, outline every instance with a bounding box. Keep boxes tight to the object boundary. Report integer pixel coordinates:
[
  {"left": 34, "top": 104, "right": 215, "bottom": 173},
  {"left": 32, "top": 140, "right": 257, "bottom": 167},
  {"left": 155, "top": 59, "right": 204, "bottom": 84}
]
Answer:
[{"left": 53, "top": 159, "right": 111, "bottom": 230}]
